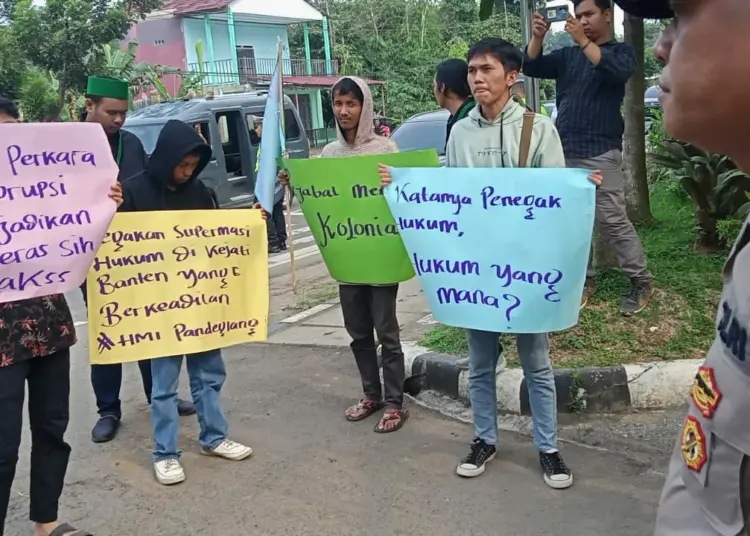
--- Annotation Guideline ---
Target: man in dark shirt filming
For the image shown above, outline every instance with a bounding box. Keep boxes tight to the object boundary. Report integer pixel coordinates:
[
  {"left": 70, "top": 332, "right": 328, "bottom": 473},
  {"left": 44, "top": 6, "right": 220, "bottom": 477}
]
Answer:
[{"left": 523, "top": 0, "right": 653, "bottom": 316}]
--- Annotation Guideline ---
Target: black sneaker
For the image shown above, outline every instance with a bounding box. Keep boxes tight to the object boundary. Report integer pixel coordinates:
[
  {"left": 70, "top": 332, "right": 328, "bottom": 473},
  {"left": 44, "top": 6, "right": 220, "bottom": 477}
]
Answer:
[
  {"left": 456, "top": 438, "right": 496, "bottom": 478},
  {"left": 620, "top": 281, "right": 655, "bottom": 316},
  {"left": 539, "top": 451, "right": 574, "bottom": 489}
]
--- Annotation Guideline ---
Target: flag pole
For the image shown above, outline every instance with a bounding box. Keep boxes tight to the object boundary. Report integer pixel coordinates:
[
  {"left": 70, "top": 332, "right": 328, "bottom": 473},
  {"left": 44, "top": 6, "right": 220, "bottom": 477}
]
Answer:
[{"left": 278, "top": 38, "right": 298, "bottom": 295}]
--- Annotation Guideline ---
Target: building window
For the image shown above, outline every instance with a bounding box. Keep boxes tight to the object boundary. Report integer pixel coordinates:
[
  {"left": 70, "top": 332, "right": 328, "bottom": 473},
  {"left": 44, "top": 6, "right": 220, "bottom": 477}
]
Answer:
[
  {"left": 155, "top": 39, "right": 165, "bottom": 46},
  {"left": 237, "top": 46, "right": 256, "bottom": 84}
]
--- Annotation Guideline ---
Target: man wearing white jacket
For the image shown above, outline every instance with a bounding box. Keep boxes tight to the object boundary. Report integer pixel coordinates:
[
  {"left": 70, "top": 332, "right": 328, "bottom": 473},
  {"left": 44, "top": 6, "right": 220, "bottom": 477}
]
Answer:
[
  {"left": 449, "top": 37, "right": 578, "bottom": 488},
  {"left": 381, "top": 38, "right": 602, "bottom": 488}
]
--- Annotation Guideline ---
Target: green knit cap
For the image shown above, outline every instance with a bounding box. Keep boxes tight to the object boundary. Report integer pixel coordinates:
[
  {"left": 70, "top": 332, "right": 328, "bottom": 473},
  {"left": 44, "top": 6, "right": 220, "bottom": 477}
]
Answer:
[{"left": 86, "top": 76, "right": 129, "bottom": 100}]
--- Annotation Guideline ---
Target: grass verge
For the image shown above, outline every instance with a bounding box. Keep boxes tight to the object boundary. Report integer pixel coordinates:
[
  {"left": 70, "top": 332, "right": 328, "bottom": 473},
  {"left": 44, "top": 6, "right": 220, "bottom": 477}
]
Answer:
[{"left": 419, "top": 184, "right": 726, "bottom": 368}]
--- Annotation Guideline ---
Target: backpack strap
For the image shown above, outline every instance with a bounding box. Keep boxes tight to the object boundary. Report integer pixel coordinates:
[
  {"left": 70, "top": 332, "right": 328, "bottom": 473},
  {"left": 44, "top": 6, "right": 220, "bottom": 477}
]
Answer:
[{"left": 518, "top": 111, "right": 536, "bottom": 168}]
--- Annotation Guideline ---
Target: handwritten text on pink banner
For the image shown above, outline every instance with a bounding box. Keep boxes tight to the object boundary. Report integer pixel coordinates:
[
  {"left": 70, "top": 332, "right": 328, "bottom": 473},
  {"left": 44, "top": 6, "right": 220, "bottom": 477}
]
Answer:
[{"left": 0, "top": 123, "right": 118, "bottom": 303}]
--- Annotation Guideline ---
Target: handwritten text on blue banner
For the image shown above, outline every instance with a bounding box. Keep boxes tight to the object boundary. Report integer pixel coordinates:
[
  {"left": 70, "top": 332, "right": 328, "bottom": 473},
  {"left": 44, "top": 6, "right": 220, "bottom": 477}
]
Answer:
[{"left": 384, "top": 168, "right": 595, "bottom": 333}]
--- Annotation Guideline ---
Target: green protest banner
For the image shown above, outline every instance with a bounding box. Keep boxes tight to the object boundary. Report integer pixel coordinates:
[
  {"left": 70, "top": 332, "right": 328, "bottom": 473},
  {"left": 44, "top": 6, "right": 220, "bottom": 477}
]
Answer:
[{"left": 282, "top": 149, "right": 439, "bottom": 284}]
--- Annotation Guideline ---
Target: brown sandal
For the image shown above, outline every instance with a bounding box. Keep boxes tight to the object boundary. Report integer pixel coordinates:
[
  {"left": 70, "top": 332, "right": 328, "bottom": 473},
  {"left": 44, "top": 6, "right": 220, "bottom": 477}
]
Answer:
[
  {"left": 374, "top": 408, "right": 409, "bottom": 433},
  {"left": 345, "top": 399, "right": 384, "bottom": 422}
]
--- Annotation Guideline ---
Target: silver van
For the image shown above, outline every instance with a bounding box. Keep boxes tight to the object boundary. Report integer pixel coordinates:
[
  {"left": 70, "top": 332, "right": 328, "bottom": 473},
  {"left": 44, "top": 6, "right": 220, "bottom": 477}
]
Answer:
[{"left": 123, "top": 91, "right": 309, "bottom": 208}]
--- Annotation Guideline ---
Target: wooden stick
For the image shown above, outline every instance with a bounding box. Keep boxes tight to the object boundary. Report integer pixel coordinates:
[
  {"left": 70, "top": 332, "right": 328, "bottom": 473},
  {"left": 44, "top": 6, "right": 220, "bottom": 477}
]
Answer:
[
  {"left": 284, "top": 183, "right": 297, "bottom": 294},
  {"left": 276, "top": 38, "right": 297, "bottom": 294}
]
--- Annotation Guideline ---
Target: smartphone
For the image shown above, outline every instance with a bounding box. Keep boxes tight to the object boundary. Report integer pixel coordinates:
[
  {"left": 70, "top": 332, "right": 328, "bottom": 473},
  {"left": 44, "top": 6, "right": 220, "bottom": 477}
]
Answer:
[{"left": 541, "top": 5, "right": 570, "bottom": 23}]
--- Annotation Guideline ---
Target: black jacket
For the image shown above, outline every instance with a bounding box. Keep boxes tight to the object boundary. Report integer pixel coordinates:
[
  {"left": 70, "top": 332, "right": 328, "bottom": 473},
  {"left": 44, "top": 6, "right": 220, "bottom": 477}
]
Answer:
[
  {"left": 445, "top": 99, "right": 476, "bottom": 150},
  {"left": 115, "top": 129, "right": 149, "bottom": 183},
  {"left": 121, "top": 120, "right": 216, "bottom": 212}
]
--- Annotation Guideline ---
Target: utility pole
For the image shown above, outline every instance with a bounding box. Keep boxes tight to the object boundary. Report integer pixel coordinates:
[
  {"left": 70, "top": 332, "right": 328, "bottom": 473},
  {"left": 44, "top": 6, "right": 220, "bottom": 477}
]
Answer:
[{"left": 519, "top": 0, "right": 541, "bottom": 112}]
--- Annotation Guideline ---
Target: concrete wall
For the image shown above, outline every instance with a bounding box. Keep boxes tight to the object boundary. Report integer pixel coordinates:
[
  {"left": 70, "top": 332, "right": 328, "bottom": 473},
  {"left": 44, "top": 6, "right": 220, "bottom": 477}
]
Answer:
[{"left": 126, "top": 17, "right": 186, "bottom": 96}]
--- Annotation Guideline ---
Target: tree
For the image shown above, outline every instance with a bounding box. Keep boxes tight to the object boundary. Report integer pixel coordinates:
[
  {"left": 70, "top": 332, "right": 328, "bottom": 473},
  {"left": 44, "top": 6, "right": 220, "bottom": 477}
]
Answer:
[
  {"left": 11, "top": 0, "right": 161, "bottom": 110},
  {"left": 544, "top": 31, "right": 573, "bottom": 52},
  {"left": 0, "top": 27, "right": 25, "bottom": 99},
  {"left": 622, "top": 13, "right": 652, "bottom": 222},
  {"left": 642, "top": 20, "right": 664, "bottom": 82},
  {"left": 289, "top": 0, "right": 522, "bottom": 121}
]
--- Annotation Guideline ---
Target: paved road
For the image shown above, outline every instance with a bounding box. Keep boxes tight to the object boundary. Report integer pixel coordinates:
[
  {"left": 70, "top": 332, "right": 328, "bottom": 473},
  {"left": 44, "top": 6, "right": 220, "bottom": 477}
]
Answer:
[{"left": 6, "top": 330, "right": 666, "bottom": 535}]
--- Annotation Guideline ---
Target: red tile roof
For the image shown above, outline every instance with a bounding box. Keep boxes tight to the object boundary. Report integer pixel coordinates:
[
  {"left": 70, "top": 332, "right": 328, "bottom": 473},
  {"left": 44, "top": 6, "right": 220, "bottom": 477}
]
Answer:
[
  {"left": 254, "top": 75, "right": 384, "bottom": 88},
  {"left": 163, "top": 0, "right": 230, "bottom": 14}
]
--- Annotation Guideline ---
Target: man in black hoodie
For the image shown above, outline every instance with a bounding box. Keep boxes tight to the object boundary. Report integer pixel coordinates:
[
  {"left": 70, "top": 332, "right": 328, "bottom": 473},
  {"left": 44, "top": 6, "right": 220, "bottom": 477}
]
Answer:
[
  {"left": 120, "top": 120, "right": 253, "bottom": 486},
  {"left": 84, "top": 77, "right": 196, "bottom": 445}
]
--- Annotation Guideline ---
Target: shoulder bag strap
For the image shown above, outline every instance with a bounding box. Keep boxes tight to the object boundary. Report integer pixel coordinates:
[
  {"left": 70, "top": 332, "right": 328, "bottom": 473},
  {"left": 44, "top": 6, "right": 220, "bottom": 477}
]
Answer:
[{"left": 518, "top": 111, "right": 536, "bottom": 168}]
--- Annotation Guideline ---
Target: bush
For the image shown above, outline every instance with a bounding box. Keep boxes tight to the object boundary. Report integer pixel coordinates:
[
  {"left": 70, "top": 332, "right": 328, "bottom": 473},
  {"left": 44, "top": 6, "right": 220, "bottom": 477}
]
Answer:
[
  {"left": 19, "top": 68, "right": 59, "bottom": 122},
  {"left": 648, "top": 128, "right": 750, "bottom": 250},
  {"left": 718, "top": 218, "right": 745, "bottom": 247}
]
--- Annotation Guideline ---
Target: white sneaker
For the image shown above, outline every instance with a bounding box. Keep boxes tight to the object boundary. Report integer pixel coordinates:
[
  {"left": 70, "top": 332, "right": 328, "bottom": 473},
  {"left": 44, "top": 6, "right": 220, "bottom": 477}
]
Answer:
[
  {"left": 201, "top": 439, "right": 253, "bottom": 461},
  {"left": 154, "top": 458, "right": 185, "bottom": 486}
]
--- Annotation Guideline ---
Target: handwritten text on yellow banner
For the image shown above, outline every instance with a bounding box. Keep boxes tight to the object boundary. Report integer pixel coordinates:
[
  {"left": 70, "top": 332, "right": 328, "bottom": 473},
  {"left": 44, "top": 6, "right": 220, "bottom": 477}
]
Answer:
[{"left": 87, "top": 210, "right": 269, "bottom": 364}]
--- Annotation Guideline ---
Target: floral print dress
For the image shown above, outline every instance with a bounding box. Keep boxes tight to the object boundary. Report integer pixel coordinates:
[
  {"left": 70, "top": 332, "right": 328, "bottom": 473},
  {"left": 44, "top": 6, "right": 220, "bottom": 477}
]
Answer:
[{"left": 0, "top": 295, "right": 77, "bottom": 367}]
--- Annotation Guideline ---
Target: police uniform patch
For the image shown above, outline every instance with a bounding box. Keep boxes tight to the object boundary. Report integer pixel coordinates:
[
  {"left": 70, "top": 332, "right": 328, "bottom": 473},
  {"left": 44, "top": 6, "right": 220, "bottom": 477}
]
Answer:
[
  {"left": 689, "top": 366, "right": 722, "bottom": 418},
  {"left": 681, "top": 416, "right": 708, "bottom": 472}
]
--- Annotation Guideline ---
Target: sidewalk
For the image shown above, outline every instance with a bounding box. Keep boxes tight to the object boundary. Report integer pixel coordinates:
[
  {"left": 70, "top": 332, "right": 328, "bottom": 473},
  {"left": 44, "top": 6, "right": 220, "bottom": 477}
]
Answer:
[
  {"left": 266, "top": 278, "right": 702, "bottom": 414},
  {"left": 266, "top": 277, "right": 435, "bottom": 346}
]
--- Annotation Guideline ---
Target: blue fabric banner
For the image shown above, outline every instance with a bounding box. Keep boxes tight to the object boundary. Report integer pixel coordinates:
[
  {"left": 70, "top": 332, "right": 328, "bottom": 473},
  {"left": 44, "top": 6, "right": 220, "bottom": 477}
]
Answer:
[
  {"left": 255, "top": 64, "right": 286, "bottom": 212},
  {"left": 384, "top": 167, "right": 596, "bottom": 333}
]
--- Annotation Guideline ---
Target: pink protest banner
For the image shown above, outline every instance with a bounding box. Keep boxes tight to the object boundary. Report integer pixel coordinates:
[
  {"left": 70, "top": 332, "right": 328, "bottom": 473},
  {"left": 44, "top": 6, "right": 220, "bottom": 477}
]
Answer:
[{"left": 0, "top": 123, "right": 118, "bottom": 303}]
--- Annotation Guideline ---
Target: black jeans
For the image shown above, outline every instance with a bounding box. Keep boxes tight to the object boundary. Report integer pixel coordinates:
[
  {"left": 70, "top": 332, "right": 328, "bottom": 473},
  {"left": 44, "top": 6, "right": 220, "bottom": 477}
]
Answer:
[
  {"left": 339, "top": 284, "right": 405, "bottom": 408},
  {"left": 91, "top": 361, "right": 153, "bottom": 418},
  {"left": 0, "top": 350, "right": 71, "bottom": 532},
  {"left": 267, "top": 200, "right": 287, "bottom": 247},
  {"left": 81, "top": 284, "right": 153, "bottom": 418}
]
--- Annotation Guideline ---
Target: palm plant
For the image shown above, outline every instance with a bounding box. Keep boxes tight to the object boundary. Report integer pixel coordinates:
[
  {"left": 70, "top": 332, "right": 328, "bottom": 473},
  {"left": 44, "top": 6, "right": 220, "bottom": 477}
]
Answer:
[{"left": 648, "top": 140, "right": 750, "bottom": 249}]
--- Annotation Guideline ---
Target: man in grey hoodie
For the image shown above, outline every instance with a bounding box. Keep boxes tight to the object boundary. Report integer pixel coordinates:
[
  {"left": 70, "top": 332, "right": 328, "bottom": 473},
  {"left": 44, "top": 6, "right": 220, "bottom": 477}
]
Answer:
[
  {"left": 382, "top": 38, "right": 601, "bottom": 487},
  {"left": 281, "top": 77, "right": 409, "bottom": 433}
]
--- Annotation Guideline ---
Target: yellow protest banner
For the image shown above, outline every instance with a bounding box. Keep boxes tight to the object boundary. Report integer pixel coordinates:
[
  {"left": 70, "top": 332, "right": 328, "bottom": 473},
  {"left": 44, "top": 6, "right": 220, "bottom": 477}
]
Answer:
[{"left": 86, "top": 210, "right": 268, "bottom": 364}]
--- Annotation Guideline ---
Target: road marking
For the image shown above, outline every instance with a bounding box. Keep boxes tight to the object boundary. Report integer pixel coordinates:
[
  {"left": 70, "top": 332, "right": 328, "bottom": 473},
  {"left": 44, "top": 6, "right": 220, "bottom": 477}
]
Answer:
[
  {"left": 279, "top": 303, "right": 334, "bottom": 323},
  {"left": 286, "top": 235, "right": 316, "bottom": 246},
  {"left": 268, "top": 245, "right": 320, "bottom": 268},
  {"left": 267, "top": 236, "right": 318, "bottom": 261},
  {"left": 74, "top": 321, "right": 88, "bottom": 327},
  {"left": 291, "top": 210, "right": 303, "bottom": 216},
  {"left": 291, "top": 226, "right": 310, "bottom": 236},
  {"left": 417, "top": 314, "right": 439, "bottom": 325}
]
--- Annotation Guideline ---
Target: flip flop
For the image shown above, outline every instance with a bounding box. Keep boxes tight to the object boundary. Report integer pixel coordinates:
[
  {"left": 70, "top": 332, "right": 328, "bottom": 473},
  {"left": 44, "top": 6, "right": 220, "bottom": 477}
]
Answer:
[
  {"left": 345, "top": 399, "right": 384, "bottom": 422},
  {"left": 48, "top": 523, "right": 93, "bottom": 536},
  {"left": 374, "top": 408, "right": 409, "bottom": 433}
]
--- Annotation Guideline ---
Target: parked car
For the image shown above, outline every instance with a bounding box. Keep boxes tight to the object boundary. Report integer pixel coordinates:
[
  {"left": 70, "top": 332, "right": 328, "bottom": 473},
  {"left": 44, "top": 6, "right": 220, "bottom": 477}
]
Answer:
[
  {"left": 389, "top": 109, "right": 450, "bottom": 166},
  {"left": 123, "top": 91, "right": 309, "bottom": 208},
  {"left": 542, "top": 102, "right": 558, "bottom": 123},
  {"left": 644, "top": 85, "right": 661, "bottom": 118}
]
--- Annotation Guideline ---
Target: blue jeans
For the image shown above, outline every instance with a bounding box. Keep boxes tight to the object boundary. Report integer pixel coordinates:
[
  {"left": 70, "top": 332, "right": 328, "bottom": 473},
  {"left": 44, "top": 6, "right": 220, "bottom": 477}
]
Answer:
[
  {"left": 151, "top": 349, "right": 228, "bottom": 461},
  {"left": 465, "top": 329, "right": 557, "bottom": 452}
]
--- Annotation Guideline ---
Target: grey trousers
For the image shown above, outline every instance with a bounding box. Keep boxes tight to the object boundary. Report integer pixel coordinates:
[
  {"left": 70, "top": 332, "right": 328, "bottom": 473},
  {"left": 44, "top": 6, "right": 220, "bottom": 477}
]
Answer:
[
  {"left": 566, "top": 149, "right": 651, "bottom": 283},
  {"left": 339, "top": 284, "right": 405, "bottom": 409}
]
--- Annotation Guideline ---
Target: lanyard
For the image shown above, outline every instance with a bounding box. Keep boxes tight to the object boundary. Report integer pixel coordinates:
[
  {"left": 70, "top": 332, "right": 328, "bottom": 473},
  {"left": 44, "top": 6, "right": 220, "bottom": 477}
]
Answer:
[{"left": 115, "top": 133, "right": 123, "bottom": 165}]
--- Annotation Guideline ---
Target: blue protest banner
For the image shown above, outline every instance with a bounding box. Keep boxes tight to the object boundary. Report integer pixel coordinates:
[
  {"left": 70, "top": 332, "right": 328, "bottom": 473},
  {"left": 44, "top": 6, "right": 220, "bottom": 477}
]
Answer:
[
  {"left": 384, "top": 168, "right": 596, "bottom": 333},
  {"left": 255, "top": 56, "right": 287, "bottom": 212}
]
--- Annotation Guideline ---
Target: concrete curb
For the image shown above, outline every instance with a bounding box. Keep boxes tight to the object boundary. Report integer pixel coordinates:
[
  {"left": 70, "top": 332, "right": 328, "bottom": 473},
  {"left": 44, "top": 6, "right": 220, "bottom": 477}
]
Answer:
[{"left": 402, "top": 342, "right": 703, "bottom": 413}]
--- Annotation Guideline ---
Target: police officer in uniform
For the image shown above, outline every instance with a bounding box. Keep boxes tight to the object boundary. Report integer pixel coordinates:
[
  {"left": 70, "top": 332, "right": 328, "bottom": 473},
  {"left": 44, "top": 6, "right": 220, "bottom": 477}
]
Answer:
[{"left": 613, "top": 0, "right": 750, "bottom": 533}]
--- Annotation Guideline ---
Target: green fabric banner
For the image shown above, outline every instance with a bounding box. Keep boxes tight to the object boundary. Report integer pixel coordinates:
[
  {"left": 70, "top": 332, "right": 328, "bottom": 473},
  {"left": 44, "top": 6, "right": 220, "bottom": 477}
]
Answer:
[{"left": 282, "top": 150, "right": 440, "bottom": 284}]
